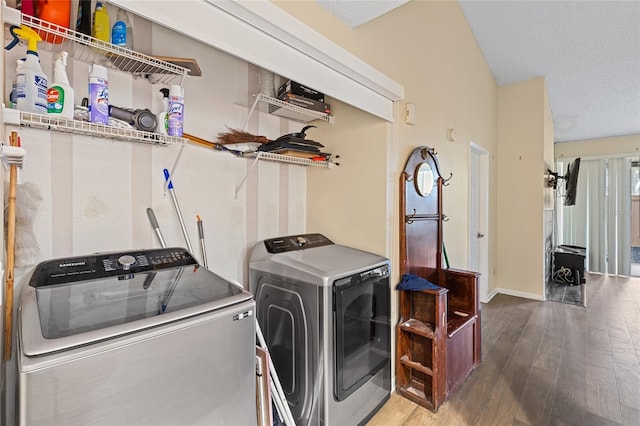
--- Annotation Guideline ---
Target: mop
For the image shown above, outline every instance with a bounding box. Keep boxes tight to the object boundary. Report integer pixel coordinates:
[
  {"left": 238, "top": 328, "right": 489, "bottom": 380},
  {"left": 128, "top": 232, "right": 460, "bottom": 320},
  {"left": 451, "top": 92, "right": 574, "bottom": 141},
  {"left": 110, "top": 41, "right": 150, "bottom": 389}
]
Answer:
[
  {"left": 2, "top": 131, "right": 26, "bottom": 361},
  {"left": 163, "top": 169, "right": 194, "bottom": 256}
]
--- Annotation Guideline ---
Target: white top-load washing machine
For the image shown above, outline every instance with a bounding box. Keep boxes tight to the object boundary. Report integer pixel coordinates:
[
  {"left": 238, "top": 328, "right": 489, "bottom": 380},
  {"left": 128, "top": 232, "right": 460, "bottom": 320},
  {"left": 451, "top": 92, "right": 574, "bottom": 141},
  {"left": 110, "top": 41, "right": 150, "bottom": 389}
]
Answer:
[
  {"left": 18, "top": 247, "right": 256, "bottom": 426},
  {"left": 250, "top": 234, "right": 391, "bottom": 426}
]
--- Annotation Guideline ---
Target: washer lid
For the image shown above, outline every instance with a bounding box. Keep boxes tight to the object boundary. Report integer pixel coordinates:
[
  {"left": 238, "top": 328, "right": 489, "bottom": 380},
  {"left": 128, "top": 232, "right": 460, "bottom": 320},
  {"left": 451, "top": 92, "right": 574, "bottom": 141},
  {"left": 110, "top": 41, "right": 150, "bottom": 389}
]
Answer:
[{"left": 21, "top": 249, "right": 251, "bottom": 356}]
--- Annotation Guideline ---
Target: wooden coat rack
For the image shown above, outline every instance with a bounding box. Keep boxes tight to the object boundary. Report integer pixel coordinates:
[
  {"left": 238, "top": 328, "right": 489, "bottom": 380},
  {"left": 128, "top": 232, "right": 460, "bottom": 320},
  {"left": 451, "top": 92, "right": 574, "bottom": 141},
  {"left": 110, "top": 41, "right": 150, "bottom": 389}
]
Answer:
[{"left": 396, "top": 146, "right": 481, "bottom": 412}]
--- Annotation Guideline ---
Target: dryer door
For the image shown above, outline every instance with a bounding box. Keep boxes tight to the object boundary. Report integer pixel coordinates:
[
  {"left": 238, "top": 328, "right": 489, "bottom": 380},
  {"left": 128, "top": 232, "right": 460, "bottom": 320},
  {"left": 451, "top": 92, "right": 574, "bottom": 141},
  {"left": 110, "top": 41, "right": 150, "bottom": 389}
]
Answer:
[{"left": 333, "top": 265, "right": 390, "bottom": 401}]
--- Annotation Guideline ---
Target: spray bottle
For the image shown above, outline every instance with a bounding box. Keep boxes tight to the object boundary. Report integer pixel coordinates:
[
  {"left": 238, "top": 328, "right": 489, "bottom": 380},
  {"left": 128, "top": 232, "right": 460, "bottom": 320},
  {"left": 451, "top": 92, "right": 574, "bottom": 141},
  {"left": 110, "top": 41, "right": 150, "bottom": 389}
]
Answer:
[
  {"left": 156, "top": 88, "right": 169, "bottom": 135},
  {"left": 5, "top": 25, "right": 48, "bottom": 114},
  {"left": 167, "top": 85, "right": 184, "bottom": 137},
  {"left": 10, "top": 59, "right": 25, "bottom": 109},
  {"left": 47, "top": 52, "right": 75, "bottom": 120}
]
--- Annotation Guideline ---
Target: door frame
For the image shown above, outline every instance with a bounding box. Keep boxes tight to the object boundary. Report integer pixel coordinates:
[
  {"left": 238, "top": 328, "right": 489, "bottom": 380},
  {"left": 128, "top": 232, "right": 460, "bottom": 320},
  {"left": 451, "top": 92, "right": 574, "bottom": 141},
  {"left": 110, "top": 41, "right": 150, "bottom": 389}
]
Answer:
[{"left": 469, "top": 142, "right": 490, "bottom": 302}]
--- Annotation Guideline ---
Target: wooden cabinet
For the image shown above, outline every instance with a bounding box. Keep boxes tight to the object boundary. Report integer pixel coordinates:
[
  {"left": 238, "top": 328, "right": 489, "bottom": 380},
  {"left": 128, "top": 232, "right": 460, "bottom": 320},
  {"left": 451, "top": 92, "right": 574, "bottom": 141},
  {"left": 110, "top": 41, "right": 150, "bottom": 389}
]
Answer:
[
  {"left": 396, "top": 146, "right": 481, "bottom": 412},
  {"left": 397, "top": 287, "right": 448, "bottom": 411}
]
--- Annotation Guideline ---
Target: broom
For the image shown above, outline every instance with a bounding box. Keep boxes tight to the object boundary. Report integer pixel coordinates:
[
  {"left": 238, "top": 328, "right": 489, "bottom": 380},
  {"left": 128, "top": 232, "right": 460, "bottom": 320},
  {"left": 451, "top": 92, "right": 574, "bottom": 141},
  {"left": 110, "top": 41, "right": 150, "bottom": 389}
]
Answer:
[
  {"left": 4, "top": 131, "right": 23, "bottom": 361},
  {"left": 216, "top": 127, "right": 270, "bottom": 145}
]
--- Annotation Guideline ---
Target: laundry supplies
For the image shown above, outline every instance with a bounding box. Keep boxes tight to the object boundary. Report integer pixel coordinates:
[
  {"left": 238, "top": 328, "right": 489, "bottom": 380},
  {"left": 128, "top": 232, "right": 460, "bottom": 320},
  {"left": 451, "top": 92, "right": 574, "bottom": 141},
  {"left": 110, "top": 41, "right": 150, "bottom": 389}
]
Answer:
[
  {"left": 6, "top": 25, "right": 49, "bottom": 114},
  {"left": 88, "top": 64, "right": 109, "bottom": 124},
  {"left": 47, "top": 52, "right": 74, "bottom": 119},
  {"left": 167, "top": 85, "right": 184, "bottom": 136}
]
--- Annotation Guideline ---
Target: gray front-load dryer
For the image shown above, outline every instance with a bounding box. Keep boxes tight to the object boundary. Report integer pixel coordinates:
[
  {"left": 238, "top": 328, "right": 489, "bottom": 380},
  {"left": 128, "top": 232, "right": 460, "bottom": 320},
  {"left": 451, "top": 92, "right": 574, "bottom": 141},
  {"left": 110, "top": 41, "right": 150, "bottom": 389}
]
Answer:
[
  {"left": 18, "top": 248, "right": 256, "bottom": 426},
  {"left": 250, "top": 234, "right": 391, "bottom": 426}
]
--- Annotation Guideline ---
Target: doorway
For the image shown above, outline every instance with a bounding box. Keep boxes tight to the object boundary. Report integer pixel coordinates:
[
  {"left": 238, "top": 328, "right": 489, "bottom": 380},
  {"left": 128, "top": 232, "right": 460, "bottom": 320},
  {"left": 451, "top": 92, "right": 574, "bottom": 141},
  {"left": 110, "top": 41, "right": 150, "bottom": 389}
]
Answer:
[
  {"left": 469, "top": 143, "right": 490, "bottom": 302},
  {"left": 631, "top": 158, "right": 640, "bottom": 276}
]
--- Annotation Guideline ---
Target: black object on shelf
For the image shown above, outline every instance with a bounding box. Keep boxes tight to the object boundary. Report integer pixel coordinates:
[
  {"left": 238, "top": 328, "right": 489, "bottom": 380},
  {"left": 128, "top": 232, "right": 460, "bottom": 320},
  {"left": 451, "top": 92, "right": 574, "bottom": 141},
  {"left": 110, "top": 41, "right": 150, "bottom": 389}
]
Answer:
[{"left": 553, "top": 245, "right": 586, "bottom": 285}]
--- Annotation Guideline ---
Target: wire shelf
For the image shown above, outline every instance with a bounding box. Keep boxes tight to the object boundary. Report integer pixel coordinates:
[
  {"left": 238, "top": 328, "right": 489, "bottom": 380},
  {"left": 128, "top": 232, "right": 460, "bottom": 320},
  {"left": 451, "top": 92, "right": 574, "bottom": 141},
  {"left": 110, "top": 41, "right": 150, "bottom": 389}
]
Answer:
[
  {"left": 251, "top": 94, "right": 334, "bottom": 124},
  {"left": 18, "top": 13, "right": 189, "bottom": 85},
  {"left": 242, "top": 151, "right": 332, "bottom": 168},
  {"left": 13, "top": 111, "right": 187, "bottom": 146}
]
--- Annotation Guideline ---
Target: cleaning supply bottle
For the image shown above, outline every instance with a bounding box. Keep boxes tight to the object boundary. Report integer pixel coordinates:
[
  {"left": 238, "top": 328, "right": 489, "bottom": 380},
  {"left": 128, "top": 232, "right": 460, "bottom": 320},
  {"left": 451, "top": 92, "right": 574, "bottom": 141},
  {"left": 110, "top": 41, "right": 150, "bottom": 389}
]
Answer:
[
  {"left": 156, "top": 88, "right": 169, "bottom": 135},
  {"left": 47, "top": 52, "right": 74, "bottom": 120},
  {"left": 76, "top": 0, "right": 92, "bottom": 38},
  {"left": 88, "top": 64, "right": 109, "bottom": 124},
  {"left": 10, "top": 59, "right": 26, "bottom": 109},
  {"left": 92, "top": 2, "right": 110, "bottom": 43},
  {"left": 167, "top": 85, "right": 184, "bottom": 137},
  {"left": 7, "top": 25, "right": 48, "bottom": 114},
  {"left": 35, "top": 0, "right": 70, "bottom": 43},
  {"left": 112, "top": 8, "right": 133, "bottom": 49}
]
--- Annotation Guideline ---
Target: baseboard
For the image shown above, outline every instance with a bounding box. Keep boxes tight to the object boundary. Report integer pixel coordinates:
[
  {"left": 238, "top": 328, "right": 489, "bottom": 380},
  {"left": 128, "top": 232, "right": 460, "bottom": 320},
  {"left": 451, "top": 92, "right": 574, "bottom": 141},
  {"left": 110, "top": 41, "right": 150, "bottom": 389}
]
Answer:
[
  {"left": 495, "top": 288, "right": 545, "bottom": 301},
  {"left": 482, "top": 289, "right": 498, "bottom": 303}
]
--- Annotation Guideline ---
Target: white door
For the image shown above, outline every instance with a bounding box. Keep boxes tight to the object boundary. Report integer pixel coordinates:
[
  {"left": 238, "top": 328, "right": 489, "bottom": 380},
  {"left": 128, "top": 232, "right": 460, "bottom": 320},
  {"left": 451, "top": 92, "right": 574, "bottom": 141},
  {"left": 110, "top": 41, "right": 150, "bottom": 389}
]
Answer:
[{"left": 469, "top": 143, "right": 490, "bottom": 302}]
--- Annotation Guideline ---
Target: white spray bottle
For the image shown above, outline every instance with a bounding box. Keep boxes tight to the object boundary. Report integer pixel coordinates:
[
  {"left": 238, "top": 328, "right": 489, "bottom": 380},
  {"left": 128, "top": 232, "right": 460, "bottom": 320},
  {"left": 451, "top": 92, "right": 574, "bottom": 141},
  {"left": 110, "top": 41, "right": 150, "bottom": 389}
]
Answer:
[
  {"left": 156, "top": 88, "right": 169, "bottom": 135},
  {"left": 8, "top": 25, "right": 49, "bottom": 114},
  {"left": 48, "top": 51, "right": 75, "bottom": 120}
]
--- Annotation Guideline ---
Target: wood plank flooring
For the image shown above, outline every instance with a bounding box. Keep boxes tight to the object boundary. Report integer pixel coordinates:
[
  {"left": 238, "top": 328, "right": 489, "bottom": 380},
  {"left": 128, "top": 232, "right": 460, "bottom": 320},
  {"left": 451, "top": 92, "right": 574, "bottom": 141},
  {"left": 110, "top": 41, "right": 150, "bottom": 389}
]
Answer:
[{"left": 368, "top": 273, "right": 640, "bottom": 426}]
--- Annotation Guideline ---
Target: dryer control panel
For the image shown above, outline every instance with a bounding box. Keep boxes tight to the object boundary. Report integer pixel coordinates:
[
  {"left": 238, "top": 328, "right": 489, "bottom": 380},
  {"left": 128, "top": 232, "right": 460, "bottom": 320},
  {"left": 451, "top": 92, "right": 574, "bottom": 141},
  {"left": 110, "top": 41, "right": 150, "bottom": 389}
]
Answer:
[
  {"left": 264, "top": 233, "right": 333, "bottom": 253},
  {"left": 29, "top": 247, "right": 197, "bottom": 287}
]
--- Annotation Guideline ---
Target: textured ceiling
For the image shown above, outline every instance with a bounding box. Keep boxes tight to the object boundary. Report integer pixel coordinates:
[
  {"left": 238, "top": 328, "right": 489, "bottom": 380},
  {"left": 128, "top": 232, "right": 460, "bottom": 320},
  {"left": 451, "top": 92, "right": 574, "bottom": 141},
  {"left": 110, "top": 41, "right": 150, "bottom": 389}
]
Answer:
[
  {"left": 316, "top": 0, "right": 409, "bottom": 28},
  {"left": 316, "top": 0, "right": 640, "bottom": 143},
  {"left": 459, "top": 0, "right": 640, "bottom": 142}
]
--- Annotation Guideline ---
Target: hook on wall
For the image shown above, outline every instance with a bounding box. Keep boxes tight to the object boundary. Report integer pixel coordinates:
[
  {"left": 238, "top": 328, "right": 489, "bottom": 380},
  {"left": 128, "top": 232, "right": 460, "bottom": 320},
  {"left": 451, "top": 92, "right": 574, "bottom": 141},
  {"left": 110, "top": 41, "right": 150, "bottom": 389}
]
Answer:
[{"left": 406, "top": 208, "right": 417, "bottom": 224}]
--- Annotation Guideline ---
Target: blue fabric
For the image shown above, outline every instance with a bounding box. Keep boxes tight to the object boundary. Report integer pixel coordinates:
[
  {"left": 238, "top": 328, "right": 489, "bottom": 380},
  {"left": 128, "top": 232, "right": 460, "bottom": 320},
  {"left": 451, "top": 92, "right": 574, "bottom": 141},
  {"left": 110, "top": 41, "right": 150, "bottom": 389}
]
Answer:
[{"left": 396, "top": 273, "right": 442, "bottom": 291}]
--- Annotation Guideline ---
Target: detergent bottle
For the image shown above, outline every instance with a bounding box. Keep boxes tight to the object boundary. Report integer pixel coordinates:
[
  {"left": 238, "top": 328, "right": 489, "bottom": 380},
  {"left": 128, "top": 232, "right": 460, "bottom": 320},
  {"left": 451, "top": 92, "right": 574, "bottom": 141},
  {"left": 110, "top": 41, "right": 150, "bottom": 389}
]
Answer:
[
  {"left": 76, "top": 0, "right": 92, "bottom": 38},
  {"left": 92, "top": 2, "right": 110, "bottom": 43},
  {"left": 6, "top": 25, "right": 49, "bottom": 114},
  {"left": 48, "top": 52, "right": 75, "bottom": 120},
  {"left": 34, "top": 0, "right": 70, "bottom": 43}
]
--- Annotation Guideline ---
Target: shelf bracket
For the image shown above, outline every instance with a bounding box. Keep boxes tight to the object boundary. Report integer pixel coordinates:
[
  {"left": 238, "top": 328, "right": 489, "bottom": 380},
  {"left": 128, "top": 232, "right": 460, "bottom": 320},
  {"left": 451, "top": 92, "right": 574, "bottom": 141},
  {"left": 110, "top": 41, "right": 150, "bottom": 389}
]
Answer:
[
  {"left": 235, "top": 152, "right": 262, "bottom": 199},
  {"left": 2, "top": 5, "right": 22, "bottom": 26},
  {"left": 241, "top": 96, "right": 261, "bottom": 131}
]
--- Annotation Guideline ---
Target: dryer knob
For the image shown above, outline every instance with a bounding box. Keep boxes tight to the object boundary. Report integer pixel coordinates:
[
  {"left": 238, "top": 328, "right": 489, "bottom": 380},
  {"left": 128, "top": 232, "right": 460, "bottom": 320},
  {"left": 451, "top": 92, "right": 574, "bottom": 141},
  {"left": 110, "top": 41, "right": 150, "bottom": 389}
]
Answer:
[
  {"left": 118, "top": 255, "right": 136, "bottom": 270},
  {"left": 296, "top": 236, "right": 307, "bottom": 247}
]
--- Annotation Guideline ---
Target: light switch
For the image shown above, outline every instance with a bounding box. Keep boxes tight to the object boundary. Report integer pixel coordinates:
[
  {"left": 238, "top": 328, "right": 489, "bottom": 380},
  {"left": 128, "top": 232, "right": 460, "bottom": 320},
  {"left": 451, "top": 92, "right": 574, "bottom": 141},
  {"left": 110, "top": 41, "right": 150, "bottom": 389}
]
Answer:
[{"left": 405, "top": 103, "right": 416, "bottom": 125}]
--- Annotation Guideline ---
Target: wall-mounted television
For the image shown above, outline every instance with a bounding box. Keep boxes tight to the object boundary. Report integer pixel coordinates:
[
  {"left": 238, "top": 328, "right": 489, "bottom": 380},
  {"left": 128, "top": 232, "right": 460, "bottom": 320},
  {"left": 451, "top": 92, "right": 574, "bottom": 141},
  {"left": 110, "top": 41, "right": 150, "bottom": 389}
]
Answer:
[{"left": 563, "top": 158, "right": 581, "bottom": 206}]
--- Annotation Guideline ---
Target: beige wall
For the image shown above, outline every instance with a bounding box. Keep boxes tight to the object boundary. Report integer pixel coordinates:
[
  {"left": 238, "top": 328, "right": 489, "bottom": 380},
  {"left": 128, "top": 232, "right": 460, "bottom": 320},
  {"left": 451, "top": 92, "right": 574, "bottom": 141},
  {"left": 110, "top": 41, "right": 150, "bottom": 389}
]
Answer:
[
  {"left": 275, "top": 0, "right": 499, "bottom": 293},
  {"left": 496, "top": 77, "right": 550, "bottom": 299},
  {"left": 555, "top": 134, "right": 640, "bottom": 159},
  {"left": 306, "top": 98, "right": 391, "bottom": 256}
]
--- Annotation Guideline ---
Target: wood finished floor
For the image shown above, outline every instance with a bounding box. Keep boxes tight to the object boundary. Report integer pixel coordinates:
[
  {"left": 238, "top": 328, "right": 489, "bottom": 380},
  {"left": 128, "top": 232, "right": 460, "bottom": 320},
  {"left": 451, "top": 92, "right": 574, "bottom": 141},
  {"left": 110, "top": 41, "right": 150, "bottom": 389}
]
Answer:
[{"left": 368, "top": 273, "right": 640, "bottom": 426}]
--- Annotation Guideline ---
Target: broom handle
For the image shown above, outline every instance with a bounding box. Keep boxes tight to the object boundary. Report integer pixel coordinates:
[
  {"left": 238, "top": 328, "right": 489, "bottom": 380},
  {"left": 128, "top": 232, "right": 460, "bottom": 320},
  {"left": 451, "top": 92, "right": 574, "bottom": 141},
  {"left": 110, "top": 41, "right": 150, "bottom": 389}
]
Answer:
[{"left": 3, "top": 131, "right": 19, "bottom": 361}]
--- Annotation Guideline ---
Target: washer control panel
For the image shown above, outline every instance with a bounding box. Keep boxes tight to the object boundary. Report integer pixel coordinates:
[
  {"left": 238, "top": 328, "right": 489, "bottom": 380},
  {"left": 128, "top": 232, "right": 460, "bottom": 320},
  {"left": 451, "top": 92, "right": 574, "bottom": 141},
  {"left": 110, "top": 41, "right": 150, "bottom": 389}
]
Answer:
[
  {"left": 264, "top": 233, "right": 333, "bottom": 254},
  {"left": 30, "top": 248, "right": 196, "bottom": 287}
]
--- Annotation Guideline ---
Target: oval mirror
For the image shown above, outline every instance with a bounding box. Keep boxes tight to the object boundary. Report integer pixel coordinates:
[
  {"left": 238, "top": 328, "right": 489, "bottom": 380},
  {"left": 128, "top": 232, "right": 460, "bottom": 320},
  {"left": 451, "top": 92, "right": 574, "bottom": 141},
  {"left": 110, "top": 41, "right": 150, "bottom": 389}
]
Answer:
[{"left": 415, "top": 163, "right": 434, "bottom": 196}]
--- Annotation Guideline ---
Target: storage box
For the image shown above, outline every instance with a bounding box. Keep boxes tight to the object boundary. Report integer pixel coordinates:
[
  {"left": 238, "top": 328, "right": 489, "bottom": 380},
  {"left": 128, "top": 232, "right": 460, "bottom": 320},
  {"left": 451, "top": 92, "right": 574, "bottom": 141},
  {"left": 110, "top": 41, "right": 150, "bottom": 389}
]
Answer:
[
  {"left": 277, "top": 80, "right": 325, "bottom": 102},
  {"left": 278, "top": 93, "right": 331, "bottom": 114}
]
